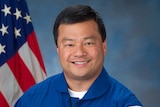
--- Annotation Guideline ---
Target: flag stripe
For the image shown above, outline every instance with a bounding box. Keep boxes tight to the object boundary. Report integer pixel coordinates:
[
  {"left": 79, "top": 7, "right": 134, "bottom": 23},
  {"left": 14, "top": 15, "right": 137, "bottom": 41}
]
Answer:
[
  {"left": 0, "top": 63, "right": 23, "bottom": 107},
  {"left": 0, "top": 92, "right": 9, "bottom": 107},
  {"left": 18, "top": 41, "right": 46, "bottom": 83},
  {"left": 27, "top": 32, "right": 46, "bottom": 72},
  {"left": 7, "top": 53, "right": 36, "bottom": 92}
]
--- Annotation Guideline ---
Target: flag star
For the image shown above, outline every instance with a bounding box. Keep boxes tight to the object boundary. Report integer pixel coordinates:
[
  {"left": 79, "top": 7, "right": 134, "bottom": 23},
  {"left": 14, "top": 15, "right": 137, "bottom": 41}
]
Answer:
[
  {"left": 1, "top": 4, "right": 11, "bottom": 16},
  {"left": 0, "top": 24, "right": 9, "bottom": 36},
  {"left": 14, "top": 27, "right": 21, "bottom": 38},
  {"left": 13, "top": 8, "right": 22, "bottom": 20},
  {"left": 0, "top": 44, "right": 6, "bottom": 54},
  {"left": 24, "top": 13, "right": 31, "bottom": 24}
]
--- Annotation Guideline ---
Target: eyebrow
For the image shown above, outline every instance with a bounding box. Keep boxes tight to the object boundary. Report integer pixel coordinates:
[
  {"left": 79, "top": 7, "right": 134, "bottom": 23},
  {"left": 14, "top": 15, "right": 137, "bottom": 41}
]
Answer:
[
  {"left": 62, "top": 38, "right": 75, "bottom": 43},
  {"left": 83, "top": 36, "right": 96, "bottom": 40}
]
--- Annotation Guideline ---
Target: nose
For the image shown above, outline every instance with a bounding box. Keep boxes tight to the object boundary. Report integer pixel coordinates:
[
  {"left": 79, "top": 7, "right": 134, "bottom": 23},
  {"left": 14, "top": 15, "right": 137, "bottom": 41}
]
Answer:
[{"left": 73, "top": 44, "right": 87, "bottom": 57}]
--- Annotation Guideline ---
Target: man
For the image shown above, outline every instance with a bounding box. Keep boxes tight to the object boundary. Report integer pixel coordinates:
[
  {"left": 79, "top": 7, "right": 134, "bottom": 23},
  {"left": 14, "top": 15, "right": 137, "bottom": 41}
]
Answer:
[{"left": 15, "top": 5, "right": 142, "bottom": 107}]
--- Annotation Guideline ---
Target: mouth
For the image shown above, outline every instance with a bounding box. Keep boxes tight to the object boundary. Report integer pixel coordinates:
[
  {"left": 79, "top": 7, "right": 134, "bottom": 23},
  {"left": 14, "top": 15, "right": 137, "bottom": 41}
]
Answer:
[{"left": 71, "top": 60, "right": 91, "bottom": 65}]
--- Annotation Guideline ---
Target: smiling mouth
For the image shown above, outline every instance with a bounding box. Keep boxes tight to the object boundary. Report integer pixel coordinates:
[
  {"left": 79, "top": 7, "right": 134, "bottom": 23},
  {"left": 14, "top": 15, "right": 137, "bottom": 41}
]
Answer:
[{"left": 72, "top": 60, "right": 91, "bottom": 65}]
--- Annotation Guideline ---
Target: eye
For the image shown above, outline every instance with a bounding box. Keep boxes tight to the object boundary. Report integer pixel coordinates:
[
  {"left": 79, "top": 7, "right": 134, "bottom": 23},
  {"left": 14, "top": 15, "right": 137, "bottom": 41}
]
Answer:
[
  {"left": 84, "top": 42, "right": 95, "bottom": 46},
  {"left": 65, "top": 44, "right": 74, "bottom": 47}
]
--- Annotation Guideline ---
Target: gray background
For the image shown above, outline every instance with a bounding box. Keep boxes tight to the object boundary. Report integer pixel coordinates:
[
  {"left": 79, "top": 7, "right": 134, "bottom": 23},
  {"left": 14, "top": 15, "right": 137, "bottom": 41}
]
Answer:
[{"left": 26, "top": 0, "right": 160, "bottom": 107}]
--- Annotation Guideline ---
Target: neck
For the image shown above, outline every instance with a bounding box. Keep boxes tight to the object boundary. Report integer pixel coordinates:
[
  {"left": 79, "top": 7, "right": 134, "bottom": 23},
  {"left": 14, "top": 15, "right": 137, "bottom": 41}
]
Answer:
[
  {"left": 64, "top": 74, "right": 100, "bottom": 92},
  {"left": 67, "top": 80, "right": 91, "bottom": 91}
]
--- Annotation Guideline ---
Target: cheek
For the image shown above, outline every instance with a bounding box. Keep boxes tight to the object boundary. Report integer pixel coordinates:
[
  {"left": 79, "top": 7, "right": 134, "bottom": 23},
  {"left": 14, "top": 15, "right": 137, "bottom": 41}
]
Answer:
[
  {"left": 88, "top": 48, "right": 100, "bottom": 59},
  {"left": 58, "top": 49, "right": 71, "bottom": 61},
  {"left": 91, "top": 47, "right": 105, "bottom": 61}
]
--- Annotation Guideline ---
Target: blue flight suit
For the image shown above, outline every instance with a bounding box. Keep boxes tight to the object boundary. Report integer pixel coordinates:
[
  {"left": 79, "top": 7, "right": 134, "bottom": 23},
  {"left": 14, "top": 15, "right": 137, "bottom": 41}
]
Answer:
[{"left": 15, "top": 67, "right": 142, "bottom": 107}]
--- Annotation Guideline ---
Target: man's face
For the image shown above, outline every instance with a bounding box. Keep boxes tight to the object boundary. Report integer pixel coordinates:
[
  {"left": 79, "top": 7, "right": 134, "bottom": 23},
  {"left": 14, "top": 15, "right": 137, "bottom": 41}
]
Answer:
[{"left": 57, "top": 20, "right": 106, "bottom": 81}]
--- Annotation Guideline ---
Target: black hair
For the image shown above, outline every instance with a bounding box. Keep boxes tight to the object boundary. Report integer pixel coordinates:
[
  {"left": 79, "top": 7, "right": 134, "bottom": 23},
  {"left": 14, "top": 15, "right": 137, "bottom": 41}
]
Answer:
[{"left": 53, "top": 4, "right": 106, "bottom": 47}]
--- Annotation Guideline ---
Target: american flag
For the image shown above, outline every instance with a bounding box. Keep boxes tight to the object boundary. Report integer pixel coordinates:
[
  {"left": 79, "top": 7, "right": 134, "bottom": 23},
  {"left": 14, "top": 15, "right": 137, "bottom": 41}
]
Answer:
[{"left": 0, "top": 0, "right": 46, "bottom": 106}]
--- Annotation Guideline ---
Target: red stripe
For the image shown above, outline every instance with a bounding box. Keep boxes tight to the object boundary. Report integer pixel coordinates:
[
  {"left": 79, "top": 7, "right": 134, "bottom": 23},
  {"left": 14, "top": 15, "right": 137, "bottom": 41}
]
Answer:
[
  {"left": 27, "top": 32, "right": 46, "bottom": 73},
  {"left": 0, "top": 92, "right": 9, "bottom": 107},
  {"left": 7, "top": 53, "right": 36, "bottom": 92}
]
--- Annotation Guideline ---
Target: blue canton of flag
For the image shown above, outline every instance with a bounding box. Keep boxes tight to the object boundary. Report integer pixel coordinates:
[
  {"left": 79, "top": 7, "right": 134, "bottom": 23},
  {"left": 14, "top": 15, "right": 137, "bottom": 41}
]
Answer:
[{"left": 0, "top": 0, "right": 32, "bottom": 65}]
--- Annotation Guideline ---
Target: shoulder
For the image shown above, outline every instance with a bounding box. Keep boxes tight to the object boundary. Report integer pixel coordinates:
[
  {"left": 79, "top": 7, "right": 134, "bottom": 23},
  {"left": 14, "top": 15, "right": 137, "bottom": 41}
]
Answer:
[
  {"left": 108, "top": 76, "right": 142, "bottom": 106},
  {"left": 14, "top": 73, "right": 63, "bottom": 106},
  {"left": 16, "top": 73, "right": 61, "bottom": 99},
  {"left": 27, "top": 73, "right": 62, "bottom": 93}
]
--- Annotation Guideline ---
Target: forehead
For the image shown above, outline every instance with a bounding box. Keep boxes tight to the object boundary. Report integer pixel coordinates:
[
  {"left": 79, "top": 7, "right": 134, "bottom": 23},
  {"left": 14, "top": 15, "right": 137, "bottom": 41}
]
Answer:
[{"left": 58, "top": 20, "right": 100, "bottom": 39}]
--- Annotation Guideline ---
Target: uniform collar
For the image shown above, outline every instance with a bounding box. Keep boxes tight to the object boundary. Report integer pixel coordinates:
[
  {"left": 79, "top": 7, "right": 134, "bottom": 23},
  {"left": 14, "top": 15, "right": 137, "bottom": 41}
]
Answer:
[
  {"left": 56, "top": 72, "right": 69, "bottom": 93},
  {"left": 83, "top": 67, "right": 110, "bottom": 100},
  {"left": 56, "top": 67, "right": 110, "bottom": 99}
]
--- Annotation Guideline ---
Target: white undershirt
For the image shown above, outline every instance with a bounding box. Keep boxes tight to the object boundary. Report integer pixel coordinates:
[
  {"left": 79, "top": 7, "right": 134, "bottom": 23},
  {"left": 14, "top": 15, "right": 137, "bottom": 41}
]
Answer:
[
  {"left": 128, "top": 106, "right": 142, "bottom": 107},
  {"left": 68, "top": 88, "right": 87, "bottom": 99}
]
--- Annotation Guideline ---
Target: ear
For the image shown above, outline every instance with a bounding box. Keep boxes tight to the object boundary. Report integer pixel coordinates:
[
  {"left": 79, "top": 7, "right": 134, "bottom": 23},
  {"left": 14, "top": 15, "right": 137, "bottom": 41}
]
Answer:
[
  {"left": 56, "top": 47, "right": 59, "bottom": 54},
  {"left": 103, "top": 39, "right": 107, "bottom": 55}
]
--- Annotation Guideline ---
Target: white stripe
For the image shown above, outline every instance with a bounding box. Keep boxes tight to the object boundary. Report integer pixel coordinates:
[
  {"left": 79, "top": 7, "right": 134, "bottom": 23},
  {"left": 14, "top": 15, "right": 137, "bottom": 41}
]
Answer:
[
  {"left": 128, "top": 106, "right": 142, "bottom": 107},
  {"left": 0, "top": 63, "right": 23, "bottom": 107},
  {"left": 18, "top": 42, "right": 46, "bottom": 83}
]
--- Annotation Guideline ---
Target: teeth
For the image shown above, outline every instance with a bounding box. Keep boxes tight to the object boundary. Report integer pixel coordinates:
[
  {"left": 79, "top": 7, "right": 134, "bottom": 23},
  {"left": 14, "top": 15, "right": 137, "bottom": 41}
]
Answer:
[{"left": 74, "top": 61, "right": 87, "bottom": 65}]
